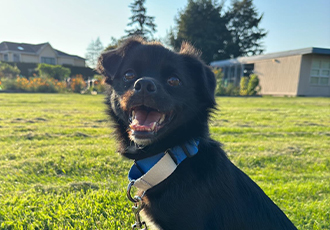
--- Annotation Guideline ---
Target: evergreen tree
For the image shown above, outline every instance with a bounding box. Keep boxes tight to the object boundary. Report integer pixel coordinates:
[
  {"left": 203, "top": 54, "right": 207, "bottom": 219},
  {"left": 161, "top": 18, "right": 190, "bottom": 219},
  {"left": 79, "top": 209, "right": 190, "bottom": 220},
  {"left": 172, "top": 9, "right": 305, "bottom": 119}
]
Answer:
[
  {"left": 125, "top": 0, "right": 157, "bottom": 40},
  {"left": 225, "top": 0, "right": 267, "bottom": 58},
  {"left": 168, "top": 0, "right": 267, "bottom": 63},
  {"left": 169, "top": 0, "right": 230, "bottom": 64},
  {"left": 85, "top": 37, "right": 104, "bottom": 68}
]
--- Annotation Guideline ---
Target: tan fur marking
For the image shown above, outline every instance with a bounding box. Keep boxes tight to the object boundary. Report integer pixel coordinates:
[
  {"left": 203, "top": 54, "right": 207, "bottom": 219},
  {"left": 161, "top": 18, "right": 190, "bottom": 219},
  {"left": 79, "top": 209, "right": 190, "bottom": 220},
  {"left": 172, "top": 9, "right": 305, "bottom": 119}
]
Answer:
[{"left": 120, "top": 90, "right": 134, "bottom": 111}]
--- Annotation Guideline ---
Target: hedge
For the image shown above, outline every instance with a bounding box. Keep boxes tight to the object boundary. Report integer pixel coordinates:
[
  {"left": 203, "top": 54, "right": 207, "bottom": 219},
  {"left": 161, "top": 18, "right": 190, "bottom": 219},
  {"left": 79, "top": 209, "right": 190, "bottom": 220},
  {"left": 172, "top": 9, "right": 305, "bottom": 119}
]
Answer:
[{"left": 3, "top": 62, "right": 96, "bottom": 80}]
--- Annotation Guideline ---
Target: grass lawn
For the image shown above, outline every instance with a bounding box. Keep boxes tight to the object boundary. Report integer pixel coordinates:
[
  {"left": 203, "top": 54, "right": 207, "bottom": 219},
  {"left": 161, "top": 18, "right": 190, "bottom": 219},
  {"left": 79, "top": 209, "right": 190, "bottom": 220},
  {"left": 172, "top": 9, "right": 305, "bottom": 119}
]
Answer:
[{"left": 0, "top": 93, "right": 329, "bottom": 229}]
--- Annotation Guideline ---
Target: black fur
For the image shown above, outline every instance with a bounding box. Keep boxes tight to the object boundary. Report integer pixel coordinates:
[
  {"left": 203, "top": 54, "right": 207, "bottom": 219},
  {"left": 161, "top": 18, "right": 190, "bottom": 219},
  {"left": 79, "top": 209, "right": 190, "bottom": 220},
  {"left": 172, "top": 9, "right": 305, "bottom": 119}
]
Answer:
[{"left": 97, "top": 37, "right": 297, "bottom": 230}]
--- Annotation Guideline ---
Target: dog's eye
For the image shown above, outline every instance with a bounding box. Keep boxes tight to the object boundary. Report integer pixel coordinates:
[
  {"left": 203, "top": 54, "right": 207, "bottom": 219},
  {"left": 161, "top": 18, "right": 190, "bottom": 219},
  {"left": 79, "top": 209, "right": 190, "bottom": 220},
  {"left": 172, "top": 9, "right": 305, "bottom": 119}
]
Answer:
[
  {"left": 167, "top": 76, "right": 181, "bottom": 87},
  {"left": 123, "top": 70, "right": 136, "bottom": 82}
]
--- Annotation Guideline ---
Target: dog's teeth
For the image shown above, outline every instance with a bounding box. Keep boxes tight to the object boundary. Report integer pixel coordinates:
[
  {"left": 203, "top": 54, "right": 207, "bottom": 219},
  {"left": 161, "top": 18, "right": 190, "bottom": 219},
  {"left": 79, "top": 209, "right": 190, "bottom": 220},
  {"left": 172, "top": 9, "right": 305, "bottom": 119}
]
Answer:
[
  {"left": 130, "top": 119, "right": 138, "bottom": 127},
  {"left": 159, "top": 114, "right": 166, "bottom": 124},
  {"left": 151, "top": 122, "right": 157, "bottom": 131},
  {"left": 132, "top": 110, "right": 136, "bottom": 119}
]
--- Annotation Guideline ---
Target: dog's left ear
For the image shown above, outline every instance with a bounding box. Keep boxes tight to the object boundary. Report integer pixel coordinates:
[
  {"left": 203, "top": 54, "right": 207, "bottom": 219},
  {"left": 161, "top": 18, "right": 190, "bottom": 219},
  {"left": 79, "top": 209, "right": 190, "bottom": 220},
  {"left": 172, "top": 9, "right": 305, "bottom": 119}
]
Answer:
[
  {"left": 179, "top": 42, "right": 216, "bottom": 108},
  {"left": 96, "top": 49, "right": 123, "bottom": 84},
  {"left": 96, "top": 37, "right": 144, "bottom": 84}
]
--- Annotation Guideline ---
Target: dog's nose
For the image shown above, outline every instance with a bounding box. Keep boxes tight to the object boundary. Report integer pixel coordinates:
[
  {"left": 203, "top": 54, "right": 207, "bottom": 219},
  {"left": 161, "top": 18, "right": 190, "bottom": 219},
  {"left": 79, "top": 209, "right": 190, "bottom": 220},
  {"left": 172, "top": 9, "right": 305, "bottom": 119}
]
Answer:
[{"left": 134, "top": 78, "right": 157, "bottom": 94}]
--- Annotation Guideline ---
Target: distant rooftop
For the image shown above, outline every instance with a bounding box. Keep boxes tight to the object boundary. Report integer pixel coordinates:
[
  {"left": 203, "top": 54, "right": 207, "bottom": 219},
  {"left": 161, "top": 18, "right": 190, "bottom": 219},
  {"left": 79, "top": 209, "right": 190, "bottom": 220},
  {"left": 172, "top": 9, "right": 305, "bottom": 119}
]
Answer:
[
  {"left": 210, "top": 47, "right": 330, "bottom": 67},
  {"left": 0, "top": 41, "right": 85, "bottom": 60}
]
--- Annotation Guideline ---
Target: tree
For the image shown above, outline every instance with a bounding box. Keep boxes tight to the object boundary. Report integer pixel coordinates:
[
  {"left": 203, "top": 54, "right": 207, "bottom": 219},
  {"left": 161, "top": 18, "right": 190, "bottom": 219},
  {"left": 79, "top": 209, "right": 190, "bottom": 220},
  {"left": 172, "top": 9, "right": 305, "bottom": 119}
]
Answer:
[
  {"left": 225, "top": 0, "right": 267, "bottom": 58},
  {"left": 168, "top": 0, "right": 267, "bottom": 63},
  {"left": 125, "top": 0, "right": 157, "bottom": 40},
  {"left": 85, "top": 37, "right": 104, "bottom": 68},
  {"left": 169, "top": 0, "right": 230, "bottom": 64}
]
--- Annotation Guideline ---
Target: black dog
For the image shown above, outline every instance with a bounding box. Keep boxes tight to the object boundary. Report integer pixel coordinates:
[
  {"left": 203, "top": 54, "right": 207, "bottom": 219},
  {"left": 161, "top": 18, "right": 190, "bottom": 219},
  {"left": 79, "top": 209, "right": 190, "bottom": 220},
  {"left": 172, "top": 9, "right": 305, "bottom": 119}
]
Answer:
[{"left": 97, "top": 37, "right": 297, "bottom": 230}]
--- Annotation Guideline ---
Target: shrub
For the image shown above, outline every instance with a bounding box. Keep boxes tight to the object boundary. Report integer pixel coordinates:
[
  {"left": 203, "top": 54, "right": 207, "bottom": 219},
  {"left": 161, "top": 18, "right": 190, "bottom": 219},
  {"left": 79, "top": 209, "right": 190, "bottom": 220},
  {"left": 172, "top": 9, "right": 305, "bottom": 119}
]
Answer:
[
  {"left": 1, "top": 76, "right": 67, "bottom": 93},
  {"left": 27, "top": 77, "right": 67, "bottom": 93},
  {"left": 2, "top": 62, "right": 94, "bottom": 79},
  {"left": 0, "top": 62, "right": 20, "bottom": 78},
  {"left": 70, "top": 75, "right": 86, "bottom": 93},
  {"left": 213, "top": 68, "right": 260, "bottom": 96},
  {"left": 239, "top": 76, "right": 249, "bottom": 96},
  {"left": 37, "top": 63, "right": 70, "bottom": 81},
  {"left": 213, "top": 68, "right": 239, "bottom": 96},
  {"left": 93, "top": 75, "right": 107, "bottom": 93},
  {"left": 1, "top": 78, "right": 18, "bottom": 90},
  {"left": 62, "top": 64, "right": 96, "bottom": 80},
  {"left": 226, "top": 83, "right": 239, "bottom": 96},
  {"left": 247, "top": 74, "right": 261, "bottom": 95},
  {"left": 239, "top": 74, "right": 261, "bottom": 96},
  {"left": 213, "top": 68, "right": 226, "bottom": 96}
]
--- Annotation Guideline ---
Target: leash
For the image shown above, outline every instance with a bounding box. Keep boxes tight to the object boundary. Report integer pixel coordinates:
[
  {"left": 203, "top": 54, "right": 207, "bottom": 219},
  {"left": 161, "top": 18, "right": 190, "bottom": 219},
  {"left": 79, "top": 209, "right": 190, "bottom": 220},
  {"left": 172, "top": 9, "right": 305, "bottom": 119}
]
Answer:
[
  {"left": 126, "top": 140, "right": 200, "bottom": 229},
  {"left": 127, "top": 181, "right": 148, "bottom": 230}
]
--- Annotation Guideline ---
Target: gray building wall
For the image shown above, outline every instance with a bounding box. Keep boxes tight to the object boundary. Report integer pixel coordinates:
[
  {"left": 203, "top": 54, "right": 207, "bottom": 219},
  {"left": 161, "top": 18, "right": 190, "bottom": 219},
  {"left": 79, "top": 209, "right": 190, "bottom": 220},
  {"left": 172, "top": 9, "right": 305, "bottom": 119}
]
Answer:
[
  {"left": 210, "top": 47, "right": 330, "bottom": 96},
  {"left": 249, "top": 55, "right": 302, "bottom": 96},
  {"left": 298, "top": 54, "right": 330, "bottom": 96}
]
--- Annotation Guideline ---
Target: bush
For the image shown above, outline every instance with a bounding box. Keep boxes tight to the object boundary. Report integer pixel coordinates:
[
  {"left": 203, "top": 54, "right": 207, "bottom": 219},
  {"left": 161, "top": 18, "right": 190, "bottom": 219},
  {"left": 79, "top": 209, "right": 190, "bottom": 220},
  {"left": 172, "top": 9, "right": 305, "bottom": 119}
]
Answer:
[
  {"left": 3, "top": 62, "right": 38, "bottom": 77},
  {"left": 93, "top": 75, "right": 107, "bottom": 93},
  {"left": 62, "top": 64, "right": 96, "bottom": 80},
  {"left": 214, "top": 68, "right": 226, "bottom": 96},
  {"left": 1, "top": 76, "right": 67, "bottom": 93},
  {"left": 70, "top": 75, "right": 87, "bottom": 93},
  {"left": 239, "top": 76, "right": 249, "bottom": 96},
  {"left": 239, "top": 74, "right": 261, "bottom": 96},
  {"left": 214, "top": 68, "right": 239, "bottom": 96},
  {"left": 213, "top": 68, "right": 260, "bottom": 96},
  {"left": 247, "top": 74, "right": 261, "bottom": 95},
  {"left": 37, "top": 63, "right": 70, "bottom": 81},
  {"left": 0, "top": 62, "right": 20, "bottom": 78},
  {"left": 226, "top": 83, "right": 239, "bottom": 96},
  {"left": 1, "top": 78, "right": 19, "bottom": 90},
  {"left": 2, "top": 62, "right": 94, "bottom": 79}
]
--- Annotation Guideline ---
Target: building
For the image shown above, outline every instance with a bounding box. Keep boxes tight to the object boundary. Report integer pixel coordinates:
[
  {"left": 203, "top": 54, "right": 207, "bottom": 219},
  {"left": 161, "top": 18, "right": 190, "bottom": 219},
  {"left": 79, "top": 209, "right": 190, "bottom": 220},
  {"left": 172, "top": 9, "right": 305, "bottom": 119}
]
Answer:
[
  {"left": 210, "top": 47, "right": 330, "bottom": 96},
  {"left": 0, "top": 41, "right": 85, "bottom": 67}
]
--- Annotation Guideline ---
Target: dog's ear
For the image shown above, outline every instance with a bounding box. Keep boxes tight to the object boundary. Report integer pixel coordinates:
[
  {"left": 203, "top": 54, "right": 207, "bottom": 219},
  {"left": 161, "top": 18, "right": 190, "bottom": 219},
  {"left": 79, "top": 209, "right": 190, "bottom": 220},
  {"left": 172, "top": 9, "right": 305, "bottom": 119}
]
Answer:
[
  {"left": 96, "top": 50, "right": 122, "bottom": 84},
  {"left": 179, "top": 42, "right": 216, "bottom": 108},
  {"left": 96, "top": 37, "right": 144, "bottom": 84}
]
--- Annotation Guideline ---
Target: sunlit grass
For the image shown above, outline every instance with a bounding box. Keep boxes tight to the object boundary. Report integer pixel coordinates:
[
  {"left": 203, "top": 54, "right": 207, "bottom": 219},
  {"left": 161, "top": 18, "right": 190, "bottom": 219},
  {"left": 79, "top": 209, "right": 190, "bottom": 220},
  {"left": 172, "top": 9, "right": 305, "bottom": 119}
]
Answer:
[{"left": 0, "top": 94, "right": 329, "bottom": 229}]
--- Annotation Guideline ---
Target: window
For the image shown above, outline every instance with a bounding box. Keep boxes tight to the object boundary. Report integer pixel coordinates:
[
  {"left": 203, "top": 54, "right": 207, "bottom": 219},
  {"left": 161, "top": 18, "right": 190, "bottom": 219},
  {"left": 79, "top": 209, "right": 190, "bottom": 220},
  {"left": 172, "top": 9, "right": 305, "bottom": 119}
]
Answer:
[
  {"left": 4, "top": 54, "right": 9, "bottom": 61},
  {"left": 243, "top": 64, "right": 254, "bottom": 77},
  {"left": 13, "top": 54, "right": 20, "bottom": 62},
  {"left": 310, "top": 59, "right": 330, "bottom": 86},
  {"left": 41, "top": 57, "right": 56, "bottom": 65}
]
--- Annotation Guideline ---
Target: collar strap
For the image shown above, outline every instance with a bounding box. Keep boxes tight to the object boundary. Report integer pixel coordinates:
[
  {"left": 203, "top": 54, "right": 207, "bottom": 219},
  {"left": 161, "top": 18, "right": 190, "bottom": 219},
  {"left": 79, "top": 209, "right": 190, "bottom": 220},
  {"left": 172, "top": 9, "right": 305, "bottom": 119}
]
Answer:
[{"left": 128, "top": 139, "right": 200, "bottom": 191}]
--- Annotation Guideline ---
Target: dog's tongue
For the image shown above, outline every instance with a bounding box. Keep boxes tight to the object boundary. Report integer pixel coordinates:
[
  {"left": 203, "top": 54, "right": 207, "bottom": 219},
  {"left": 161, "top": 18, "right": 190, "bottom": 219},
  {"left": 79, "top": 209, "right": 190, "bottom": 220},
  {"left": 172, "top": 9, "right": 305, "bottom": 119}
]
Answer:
[{"left": 132, "top": 109, "right": 162, "bottom": 127}]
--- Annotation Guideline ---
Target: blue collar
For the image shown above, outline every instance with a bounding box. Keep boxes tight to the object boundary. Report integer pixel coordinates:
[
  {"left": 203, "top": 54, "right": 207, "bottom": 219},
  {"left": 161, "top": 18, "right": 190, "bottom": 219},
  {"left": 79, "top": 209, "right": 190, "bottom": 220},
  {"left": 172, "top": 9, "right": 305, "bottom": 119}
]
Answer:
[{"left": 128, "top": 139, "right": 200, "bottom": 183}]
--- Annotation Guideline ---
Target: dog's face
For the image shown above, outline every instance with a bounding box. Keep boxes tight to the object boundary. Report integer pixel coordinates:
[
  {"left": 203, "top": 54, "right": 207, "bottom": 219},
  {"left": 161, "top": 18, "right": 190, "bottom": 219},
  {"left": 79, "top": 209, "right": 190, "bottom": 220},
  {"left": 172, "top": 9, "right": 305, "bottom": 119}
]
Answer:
[{"left": 97, "top": 37, "right": 216, "bottom": 158}]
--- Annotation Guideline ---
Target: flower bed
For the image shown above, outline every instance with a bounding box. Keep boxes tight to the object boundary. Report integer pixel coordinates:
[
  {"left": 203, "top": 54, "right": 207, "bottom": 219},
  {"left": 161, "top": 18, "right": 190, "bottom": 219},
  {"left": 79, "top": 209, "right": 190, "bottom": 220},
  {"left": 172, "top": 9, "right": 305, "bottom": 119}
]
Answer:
[{"left": 1, "top": 77, "right": 67, "bottom": 93}]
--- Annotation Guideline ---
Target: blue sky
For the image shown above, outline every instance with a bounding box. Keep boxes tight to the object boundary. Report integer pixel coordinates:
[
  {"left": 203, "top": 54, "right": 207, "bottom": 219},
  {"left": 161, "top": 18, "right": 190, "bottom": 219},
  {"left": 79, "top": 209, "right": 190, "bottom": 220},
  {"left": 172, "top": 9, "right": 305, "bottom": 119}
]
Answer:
[{"left": 1, "top": 0, "right": 329, "bottom": 59}]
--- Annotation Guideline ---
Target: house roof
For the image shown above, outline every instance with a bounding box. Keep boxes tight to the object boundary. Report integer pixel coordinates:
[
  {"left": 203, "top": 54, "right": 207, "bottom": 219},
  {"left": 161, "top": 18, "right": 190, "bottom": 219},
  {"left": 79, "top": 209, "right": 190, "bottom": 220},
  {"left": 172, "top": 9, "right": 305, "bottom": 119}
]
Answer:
[
  {"left": 210, "top": 47, "right": 330, "bottom": 67},
  {"left": 54, "top": 49, "right": 85, "bottom": 60},
  {"left": 0, "top": 41, "right": 85, "bottom": 60}
]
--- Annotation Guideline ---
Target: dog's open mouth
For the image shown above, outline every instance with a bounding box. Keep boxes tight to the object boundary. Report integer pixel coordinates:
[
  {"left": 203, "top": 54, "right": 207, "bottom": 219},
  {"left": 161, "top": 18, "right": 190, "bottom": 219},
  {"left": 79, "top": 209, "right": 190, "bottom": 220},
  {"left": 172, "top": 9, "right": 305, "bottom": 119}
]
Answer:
[{"left": 129, "top": 106, "right": 173, "bottom": 139}]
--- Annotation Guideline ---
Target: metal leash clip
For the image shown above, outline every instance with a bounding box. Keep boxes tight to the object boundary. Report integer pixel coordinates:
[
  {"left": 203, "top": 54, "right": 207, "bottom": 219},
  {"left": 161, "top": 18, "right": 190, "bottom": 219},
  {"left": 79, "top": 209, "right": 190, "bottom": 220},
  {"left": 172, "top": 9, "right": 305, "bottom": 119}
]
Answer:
[
  {"left": 132, "top": 196, "right": 147, "bottom": 230},
  {"left": 127, "top": 181, "right": 148, "bottom": 230}
]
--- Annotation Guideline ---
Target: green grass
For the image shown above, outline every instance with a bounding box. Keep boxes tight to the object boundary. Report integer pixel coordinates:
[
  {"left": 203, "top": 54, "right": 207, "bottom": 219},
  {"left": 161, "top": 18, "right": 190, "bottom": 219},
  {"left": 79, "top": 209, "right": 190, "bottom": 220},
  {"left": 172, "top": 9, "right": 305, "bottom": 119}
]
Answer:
[{"left": 0, "top": 94, "right": 329, "bottom": 229}]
